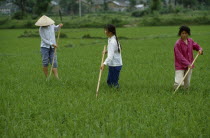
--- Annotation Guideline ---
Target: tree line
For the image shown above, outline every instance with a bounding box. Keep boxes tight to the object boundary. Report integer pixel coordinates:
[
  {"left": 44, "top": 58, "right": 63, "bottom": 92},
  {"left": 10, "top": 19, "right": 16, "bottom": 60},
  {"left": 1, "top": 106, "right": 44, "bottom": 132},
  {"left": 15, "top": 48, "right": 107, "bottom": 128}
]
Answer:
[{"left": 0, "top": 0, "right": 210, "bottom": 19}]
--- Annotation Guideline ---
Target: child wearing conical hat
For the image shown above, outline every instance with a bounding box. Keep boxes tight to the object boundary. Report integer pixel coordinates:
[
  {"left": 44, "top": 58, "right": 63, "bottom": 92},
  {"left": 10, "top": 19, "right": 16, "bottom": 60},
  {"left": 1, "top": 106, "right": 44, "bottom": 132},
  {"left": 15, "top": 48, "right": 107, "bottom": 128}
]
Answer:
[{"left": 35, "top": 15, "right": 63, "bottom": 79}]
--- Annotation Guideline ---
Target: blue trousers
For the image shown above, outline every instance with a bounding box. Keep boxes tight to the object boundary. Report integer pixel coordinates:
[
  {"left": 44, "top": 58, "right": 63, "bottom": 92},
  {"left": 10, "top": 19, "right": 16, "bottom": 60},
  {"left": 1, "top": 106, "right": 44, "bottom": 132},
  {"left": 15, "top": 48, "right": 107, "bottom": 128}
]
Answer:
[{"left": 107, "top": 66, "right": 122, "bottom": 88}]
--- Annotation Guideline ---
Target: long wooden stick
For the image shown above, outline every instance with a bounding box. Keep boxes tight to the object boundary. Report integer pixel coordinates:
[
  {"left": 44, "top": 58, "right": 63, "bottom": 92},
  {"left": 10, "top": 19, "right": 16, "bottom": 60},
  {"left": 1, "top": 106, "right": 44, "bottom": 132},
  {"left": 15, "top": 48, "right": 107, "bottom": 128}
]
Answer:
[
  {"left": 173, "top": 53, "right": 199, "bottom": 94},
  {"left": 47, "top": 29, "right": 61, "bottom": 80},
  {"left": 96, "top": 45, "right": 106, "bottom": 98}
]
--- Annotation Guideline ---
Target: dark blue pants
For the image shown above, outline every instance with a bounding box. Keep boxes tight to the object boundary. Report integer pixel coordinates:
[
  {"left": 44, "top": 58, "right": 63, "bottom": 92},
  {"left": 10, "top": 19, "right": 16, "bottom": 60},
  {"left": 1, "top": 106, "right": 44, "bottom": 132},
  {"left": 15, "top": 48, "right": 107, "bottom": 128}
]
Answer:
[{"left": 107, "top": 66, "right": 122, "bottom": 88}]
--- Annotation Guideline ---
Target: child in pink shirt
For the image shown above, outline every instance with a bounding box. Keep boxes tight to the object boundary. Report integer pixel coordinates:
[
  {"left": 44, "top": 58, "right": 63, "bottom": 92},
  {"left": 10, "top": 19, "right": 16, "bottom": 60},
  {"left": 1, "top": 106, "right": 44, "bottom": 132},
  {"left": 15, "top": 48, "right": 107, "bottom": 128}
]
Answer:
[{"left": 174, "top": 26, "right": 203, "bottom": 89}]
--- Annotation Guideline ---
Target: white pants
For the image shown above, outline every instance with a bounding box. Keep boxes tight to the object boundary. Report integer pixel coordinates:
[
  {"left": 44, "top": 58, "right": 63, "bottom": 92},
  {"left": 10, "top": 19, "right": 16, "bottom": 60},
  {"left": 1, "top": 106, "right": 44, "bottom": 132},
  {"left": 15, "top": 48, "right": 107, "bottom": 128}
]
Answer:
[{"left": 174, "top": 69, "right": 192, "bottom": 89}]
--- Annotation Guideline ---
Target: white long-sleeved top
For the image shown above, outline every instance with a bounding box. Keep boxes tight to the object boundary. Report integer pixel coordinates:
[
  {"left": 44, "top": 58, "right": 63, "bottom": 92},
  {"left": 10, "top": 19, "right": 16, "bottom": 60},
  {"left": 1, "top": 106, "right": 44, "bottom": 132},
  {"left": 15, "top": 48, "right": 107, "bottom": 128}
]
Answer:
[
  {"left": 39, "top": 24, "right": 60, "bottom": 48},
  {"left": 103, "top": 35, "right": 123, "bottom": 66}
]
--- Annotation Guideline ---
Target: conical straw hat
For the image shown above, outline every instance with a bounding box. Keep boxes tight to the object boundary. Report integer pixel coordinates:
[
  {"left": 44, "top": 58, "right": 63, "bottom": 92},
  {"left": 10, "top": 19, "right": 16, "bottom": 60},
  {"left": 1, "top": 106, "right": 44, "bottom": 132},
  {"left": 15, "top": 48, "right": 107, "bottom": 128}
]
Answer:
[{"left": 35, "top": 15, "right": 55, "bottom": 26}]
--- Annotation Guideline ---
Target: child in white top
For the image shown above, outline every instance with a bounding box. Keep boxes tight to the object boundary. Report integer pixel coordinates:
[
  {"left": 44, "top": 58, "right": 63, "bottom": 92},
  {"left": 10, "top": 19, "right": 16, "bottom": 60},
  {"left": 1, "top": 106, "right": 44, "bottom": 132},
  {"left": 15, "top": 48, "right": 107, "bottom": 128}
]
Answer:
[{"left": 101, "top": 24, "right": 123, "bottom": 88}]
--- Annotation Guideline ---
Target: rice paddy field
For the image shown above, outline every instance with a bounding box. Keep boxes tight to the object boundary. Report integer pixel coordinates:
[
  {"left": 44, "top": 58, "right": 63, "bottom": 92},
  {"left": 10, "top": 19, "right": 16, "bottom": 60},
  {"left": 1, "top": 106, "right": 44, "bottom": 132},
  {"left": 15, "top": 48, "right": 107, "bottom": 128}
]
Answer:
[{"left": 0, "top": 26, "right": 209, "bottom": 137}]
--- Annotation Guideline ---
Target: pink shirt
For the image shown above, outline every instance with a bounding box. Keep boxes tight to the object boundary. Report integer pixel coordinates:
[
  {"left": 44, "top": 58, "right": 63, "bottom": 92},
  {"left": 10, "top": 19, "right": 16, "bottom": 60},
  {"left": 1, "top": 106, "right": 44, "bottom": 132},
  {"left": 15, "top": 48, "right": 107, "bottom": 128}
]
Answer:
[{"left": 174, "top": 38, "right": 202, "bottom": 70}]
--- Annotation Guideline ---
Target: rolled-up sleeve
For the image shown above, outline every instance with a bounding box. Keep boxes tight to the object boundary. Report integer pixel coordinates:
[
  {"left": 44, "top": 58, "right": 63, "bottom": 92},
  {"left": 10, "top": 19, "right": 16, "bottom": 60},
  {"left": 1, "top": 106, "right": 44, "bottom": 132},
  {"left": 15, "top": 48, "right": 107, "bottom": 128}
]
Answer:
[
  {"left": 192, "top": 40, "right": 202, "bottom": 51},
  {"left": 54, "top": 25, "right": 60, "bottom": 32}
]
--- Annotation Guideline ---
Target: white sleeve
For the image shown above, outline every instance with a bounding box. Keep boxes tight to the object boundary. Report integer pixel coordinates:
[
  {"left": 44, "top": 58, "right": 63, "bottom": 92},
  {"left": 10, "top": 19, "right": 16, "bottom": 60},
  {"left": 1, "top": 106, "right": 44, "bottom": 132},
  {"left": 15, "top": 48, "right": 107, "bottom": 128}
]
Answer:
[
  {"left": 39, "top": 27, "right": 53, "bottom": 46},
  {"left": 54, "top": 24, "right": 60, "bottom": 32},
  {"left": 103, "top": 42, "right": 115, "bottom": 65}
]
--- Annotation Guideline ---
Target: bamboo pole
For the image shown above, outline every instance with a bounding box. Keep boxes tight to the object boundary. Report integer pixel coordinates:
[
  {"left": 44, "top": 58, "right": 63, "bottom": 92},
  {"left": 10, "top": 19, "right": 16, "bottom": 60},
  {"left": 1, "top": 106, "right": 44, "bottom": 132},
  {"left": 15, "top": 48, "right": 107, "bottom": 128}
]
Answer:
[
  {"left": 96, "top": 45, "right": 106, "bottom": 98},
  {"left": 47, "top": 29, "right": 61, "bottom": 81},
  {"left": 173, "top": 53, "right": 199, "bottom": 94}
]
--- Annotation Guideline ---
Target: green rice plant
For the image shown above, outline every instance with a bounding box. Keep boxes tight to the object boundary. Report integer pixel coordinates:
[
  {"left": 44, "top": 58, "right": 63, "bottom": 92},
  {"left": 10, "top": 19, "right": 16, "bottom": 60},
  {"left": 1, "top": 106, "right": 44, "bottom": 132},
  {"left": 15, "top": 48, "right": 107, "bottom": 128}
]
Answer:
[{"left": 0, "top": 26, "right": 209, "bottom": 137}]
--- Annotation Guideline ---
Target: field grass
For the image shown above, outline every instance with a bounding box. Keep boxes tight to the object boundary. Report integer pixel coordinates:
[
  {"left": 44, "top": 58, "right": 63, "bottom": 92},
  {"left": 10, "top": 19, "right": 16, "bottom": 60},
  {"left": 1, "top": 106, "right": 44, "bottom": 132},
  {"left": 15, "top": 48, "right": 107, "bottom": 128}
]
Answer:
[{"left": 0, "top": 26, "right": 209, "bottom": 137}]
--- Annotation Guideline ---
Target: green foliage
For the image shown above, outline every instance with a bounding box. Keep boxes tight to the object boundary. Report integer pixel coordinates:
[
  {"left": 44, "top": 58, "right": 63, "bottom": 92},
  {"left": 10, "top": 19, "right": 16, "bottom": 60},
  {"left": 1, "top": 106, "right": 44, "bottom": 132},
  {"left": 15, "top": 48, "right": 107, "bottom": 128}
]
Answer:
[
  {"left": 13, "top": 0, "right": 35, "bottom": 18},
  {"left": 59, "top": 0, "right": 79, "bottom": 15},
  {"left": 18, "top": 30, "right": 39, "bottom": 38},
  {"left": 6, "top": 0, "right": 210, "bottom": 18},
  {"left": 176, "top": 0, "right": 198, "bottom": 8},
  {"left": 56, "top": 32, "right": 68, "bottom": 38},
  {"left": 18, "top": 30, "right": 68, "bottom": 38},
  {"left": 0, "top": 17, "right": 9, "bottom": 24},
  {"left": 25, "top": 20, "right": 34, "bottom": 28},
  {"left": 0, "top": 26, "right": 209, "bottom": 137},
  {"left": 12, "top": 11, "right": 27, "bottom": 20},
  {"left": 58, "top": 14, "right": 128, "bottom": 28},
  {"left": 12, "top": 0, "right": 50, "bottom": 17},
  {"left": 82, "top": 34, "right": 103, "bottom": 39},
  {"left": 1, "top": 11, "right": 210, "bottom": 29},
  {"left": 129, "top": 0, "right": 137, "bottom": 11},
  {"left": 131, "top": 9, "right": 150, "bottom": 17},
  {"left": 104, "top": 2, "right": 108, "bottom": 11},
  {"left": 82, "top": 34, "right": 91, "bottom": 38},
  {"left": 140, "top": 14, "right": 210, "bottom": 26},
  {"left": 110, "top": 18, "right": 124, "bottom": 26},
  {"left": 150, "top": 0, "right": 161, "bottom": 12},
  {"left": 34, "top": 0, "right": 51, "bottom": 16}
]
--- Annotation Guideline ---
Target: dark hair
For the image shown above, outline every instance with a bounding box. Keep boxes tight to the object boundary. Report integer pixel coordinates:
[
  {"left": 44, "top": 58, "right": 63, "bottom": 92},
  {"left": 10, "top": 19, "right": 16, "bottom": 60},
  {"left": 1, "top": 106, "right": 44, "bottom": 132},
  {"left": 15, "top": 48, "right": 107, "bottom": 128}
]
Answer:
[
  {"left": 104, "top": 24, "right": 121, "bottom": 53},
  {"left": 178, "top": 25, "right": 191, "bottom": 36}
]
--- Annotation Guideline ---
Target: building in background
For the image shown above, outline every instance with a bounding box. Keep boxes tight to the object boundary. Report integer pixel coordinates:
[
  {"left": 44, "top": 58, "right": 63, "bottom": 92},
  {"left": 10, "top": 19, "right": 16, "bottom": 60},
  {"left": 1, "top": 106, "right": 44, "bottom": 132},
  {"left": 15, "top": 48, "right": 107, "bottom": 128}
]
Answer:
[{"left": 0, "top": 1, "right": 18, "bottom": 15}]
